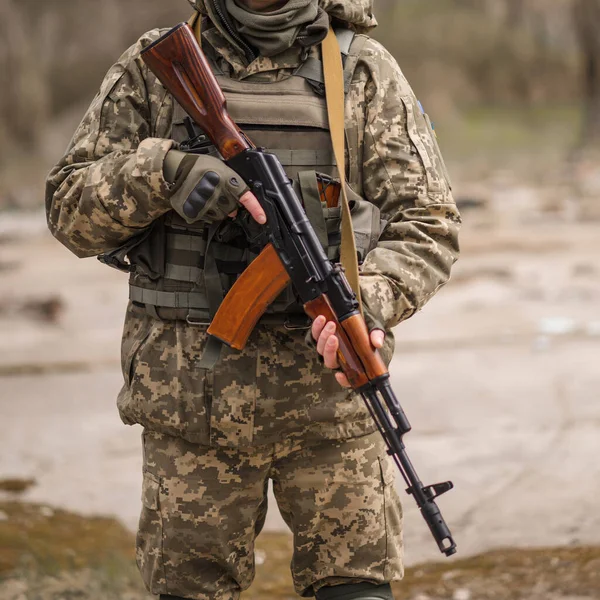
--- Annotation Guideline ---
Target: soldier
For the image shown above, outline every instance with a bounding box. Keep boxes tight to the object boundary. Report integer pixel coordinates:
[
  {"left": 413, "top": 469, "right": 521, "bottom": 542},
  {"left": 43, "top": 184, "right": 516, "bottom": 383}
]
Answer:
[{"left": 45, "top": 1, "right": 460, "bottom": 599}]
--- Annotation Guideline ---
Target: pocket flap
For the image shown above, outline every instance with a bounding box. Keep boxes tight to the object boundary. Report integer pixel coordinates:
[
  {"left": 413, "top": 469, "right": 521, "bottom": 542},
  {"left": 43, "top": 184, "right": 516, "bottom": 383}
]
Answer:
[
  {"left": 141, "top": 472, "right": 160, "bottom": 510},
  {"left": 378, "top": 454, "right": 396, "bottom": 487}
]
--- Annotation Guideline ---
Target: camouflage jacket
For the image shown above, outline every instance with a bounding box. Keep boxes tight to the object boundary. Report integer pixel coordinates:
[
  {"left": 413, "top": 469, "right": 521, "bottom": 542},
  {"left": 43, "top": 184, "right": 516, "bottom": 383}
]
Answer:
[{"left": 45, "top": 0, "right": 460, "bottom": 447}]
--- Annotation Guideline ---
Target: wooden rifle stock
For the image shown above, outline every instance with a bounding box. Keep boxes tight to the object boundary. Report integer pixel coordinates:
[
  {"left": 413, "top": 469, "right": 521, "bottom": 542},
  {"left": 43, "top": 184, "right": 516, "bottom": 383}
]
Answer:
[{"left": 141, "top": 23, "right": 252, "bottom": 160}]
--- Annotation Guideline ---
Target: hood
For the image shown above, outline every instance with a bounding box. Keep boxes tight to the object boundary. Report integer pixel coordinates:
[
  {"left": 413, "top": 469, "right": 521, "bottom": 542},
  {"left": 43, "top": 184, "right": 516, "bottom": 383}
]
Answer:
[{"left": 186, "top": 0, "right": 377, "bottom": 33}]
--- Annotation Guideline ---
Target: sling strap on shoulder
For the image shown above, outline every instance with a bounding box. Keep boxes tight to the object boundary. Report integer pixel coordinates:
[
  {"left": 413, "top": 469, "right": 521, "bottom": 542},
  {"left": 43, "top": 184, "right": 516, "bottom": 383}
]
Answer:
[{"left": 322, "top": 27, "right": 363, "bottom": 312}]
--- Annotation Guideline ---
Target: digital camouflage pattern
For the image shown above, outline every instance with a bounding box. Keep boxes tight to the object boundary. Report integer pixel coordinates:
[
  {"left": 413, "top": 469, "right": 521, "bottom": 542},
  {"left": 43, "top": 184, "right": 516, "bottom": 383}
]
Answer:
[
  {"left": 118, "top": 303, "right": 376, "bottom": 447},
  {"left": 139, "top": 429, "right": 402, "bottom": 599},
  {"left": 45, "top": 0, "right": 460, "bottom": 447},
  {"left": 45, "top": 0, "right": 458, "bottom": 594}
]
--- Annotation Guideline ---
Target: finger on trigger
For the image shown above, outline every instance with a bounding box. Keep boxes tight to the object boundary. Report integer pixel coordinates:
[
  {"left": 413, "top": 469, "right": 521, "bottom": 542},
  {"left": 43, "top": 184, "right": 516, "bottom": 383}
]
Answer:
[{"left": 239, "top": 191, "right": 266, "bottom": 224}]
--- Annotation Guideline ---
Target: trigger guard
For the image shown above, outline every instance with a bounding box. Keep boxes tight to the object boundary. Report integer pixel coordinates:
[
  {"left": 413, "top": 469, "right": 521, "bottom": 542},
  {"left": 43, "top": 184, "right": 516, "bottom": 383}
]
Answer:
[{"left": 233, "top": 208, "right": 267, "bottom": 251}]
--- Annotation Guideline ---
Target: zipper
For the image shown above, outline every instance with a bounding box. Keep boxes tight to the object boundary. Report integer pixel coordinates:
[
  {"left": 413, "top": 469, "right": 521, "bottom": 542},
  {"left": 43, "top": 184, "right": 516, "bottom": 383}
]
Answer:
[{"left": 209, "top": 0, "right": 257, "bottom": 63}]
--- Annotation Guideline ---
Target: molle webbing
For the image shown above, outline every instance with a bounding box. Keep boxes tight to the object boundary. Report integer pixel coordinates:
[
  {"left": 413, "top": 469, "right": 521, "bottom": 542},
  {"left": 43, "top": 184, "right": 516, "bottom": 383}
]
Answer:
[
  {"left": 170, "top": 70, "right": 339, "bottom": 180},
  {"left": 265, "top": 148, "right": 335, "bottom": 168},
  {"left": 177, "top": 144, "right": 336, "bottom": 169},
  {"left": 130, "top": 286, "right": 210, "bottom": 313},
  {"left": 165, "top": 229, "right": 254, "bottom": 282},
  {"left": 129, "top": 286, "right": 310, "bottom": 327}
]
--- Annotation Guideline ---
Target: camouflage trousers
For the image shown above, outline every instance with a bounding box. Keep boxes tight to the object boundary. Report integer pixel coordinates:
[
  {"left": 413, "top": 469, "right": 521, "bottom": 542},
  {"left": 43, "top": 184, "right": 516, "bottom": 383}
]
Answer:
[{"left": 137, "top": 430, "right": 404, "bottom": 599}]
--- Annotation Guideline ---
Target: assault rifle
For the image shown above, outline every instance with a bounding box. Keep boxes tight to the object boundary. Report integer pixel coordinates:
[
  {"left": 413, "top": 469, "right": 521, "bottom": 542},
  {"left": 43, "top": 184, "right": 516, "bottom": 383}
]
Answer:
[{"left": 142, "top": 23, "right": 457, "bottom": 557}]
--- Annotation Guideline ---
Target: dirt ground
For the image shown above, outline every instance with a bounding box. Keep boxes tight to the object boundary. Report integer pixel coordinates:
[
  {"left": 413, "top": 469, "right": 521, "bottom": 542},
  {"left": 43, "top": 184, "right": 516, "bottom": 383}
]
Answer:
[
  {"left": 0, "top": 501, "right": 599, "bottom": 600},
  {"left": 1, "top": 193, "right": 599, "bottom": 598}
]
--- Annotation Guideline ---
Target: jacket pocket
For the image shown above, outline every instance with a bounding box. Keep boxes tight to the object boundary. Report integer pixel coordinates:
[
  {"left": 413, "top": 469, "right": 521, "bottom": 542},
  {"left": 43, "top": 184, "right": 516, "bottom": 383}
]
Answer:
[
  {"left": 301, "top": 170, "right": 381, "bottom": 264},
  {"left": 121, "top": 307, "right": 153, "bottom": 387},
  {"left": 401, "top": 94, "right": 450, "bottom": 201},
  {"left": 117, "top": 310, "right": 213, "bottom": 445},
  {"left": 423, "top": 112, "right": 452, "bottom": 190},
  {"left": 346, "top": 184, "right": 382, "bottom": 262}
]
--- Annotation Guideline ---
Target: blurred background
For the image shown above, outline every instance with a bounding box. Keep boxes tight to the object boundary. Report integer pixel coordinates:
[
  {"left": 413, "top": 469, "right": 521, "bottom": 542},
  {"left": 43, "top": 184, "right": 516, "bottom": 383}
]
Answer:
[{"left": 1, "top": 1, "right": 599, "bottom": 599}]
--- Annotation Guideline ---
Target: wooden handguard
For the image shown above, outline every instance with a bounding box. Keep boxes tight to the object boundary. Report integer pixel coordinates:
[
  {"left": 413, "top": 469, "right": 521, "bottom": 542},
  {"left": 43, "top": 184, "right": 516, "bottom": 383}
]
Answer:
[
  {"left": 141, "top": 23, "right": 252, "bottom": 160},
  {"left": 304, "top": 296, "right": 388, "bottom": 390},
  {"left": 207, "top": 244, "right": 291, "bottom": 349}
]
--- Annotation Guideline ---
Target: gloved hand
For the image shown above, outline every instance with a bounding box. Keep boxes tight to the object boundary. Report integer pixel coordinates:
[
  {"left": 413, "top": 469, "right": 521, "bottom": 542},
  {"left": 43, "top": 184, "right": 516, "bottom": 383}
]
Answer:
[{"left": 164, "top": 150, "right": 266, "bottom": 225}]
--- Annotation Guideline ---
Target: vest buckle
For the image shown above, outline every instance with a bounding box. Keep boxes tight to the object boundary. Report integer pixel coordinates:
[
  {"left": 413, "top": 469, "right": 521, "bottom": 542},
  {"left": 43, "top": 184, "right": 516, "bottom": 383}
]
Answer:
[
  {"left": 283, "top": 316, "right": 311, "bottom": 331},
  {"left": 186, "top": 310, "right": 210, "bottom": 326}
]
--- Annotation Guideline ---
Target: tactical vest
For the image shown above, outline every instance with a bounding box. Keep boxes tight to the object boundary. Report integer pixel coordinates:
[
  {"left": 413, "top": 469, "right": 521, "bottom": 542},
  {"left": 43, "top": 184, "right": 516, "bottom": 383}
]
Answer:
[{"left": 111, "top": 30, "right": 382, "bottom": 325}]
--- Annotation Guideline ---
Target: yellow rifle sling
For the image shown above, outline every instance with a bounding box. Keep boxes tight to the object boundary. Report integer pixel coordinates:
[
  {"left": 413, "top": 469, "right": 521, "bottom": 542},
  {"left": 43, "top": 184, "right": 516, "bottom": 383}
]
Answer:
[
  {"left": 322, "top": 27, "right": 363, "bottom": 311},
  {"left": 188, "top": 11, "right": 203, "bottom": 46}
]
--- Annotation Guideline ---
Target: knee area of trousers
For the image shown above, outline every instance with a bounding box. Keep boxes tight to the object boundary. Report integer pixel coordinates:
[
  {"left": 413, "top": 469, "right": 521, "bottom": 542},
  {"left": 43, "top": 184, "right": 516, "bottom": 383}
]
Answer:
[
  {"left": 159, "top": 596, "right": 190, "bottom": 600},
  {"left": 315, "top": 581, "right": 394, "bottom": 600}
]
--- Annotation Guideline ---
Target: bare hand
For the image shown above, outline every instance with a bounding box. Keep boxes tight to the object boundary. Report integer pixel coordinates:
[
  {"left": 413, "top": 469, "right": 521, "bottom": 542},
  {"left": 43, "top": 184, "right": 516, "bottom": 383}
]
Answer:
[
  {"left": 228, "top": 190, "right": 266, "bottom": 224},
  {"left": 311, "top": 315, "right": 385, "bottom": 389}
]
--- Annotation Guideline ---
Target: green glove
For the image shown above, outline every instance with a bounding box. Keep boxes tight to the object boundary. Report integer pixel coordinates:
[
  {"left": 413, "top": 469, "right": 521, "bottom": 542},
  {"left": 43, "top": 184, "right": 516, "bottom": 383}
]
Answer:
[{"left": 164, "top": 150, "right": 249, "bottom": 224}]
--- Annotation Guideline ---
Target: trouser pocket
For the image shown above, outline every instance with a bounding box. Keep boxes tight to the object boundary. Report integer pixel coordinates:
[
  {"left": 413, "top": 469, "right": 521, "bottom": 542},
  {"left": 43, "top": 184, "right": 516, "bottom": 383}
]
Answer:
[
  {"left": 136, "top": 471, "right": 167, "bottom": 596},
  {"left": 378, "top": 454, "right": 404, "bottom": 581}
]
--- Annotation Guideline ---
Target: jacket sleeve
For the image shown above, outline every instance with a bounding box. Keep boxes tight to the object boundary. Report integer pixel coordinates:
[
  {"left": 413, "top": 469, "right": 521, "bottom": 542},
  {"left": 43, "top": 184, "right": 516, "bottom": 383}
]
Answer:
[
  {"left": 352, "top": 38, "right": 461, "bottom": 331},
  {"left": 45, "top": 38, "right": 175, "bottom": 258}
]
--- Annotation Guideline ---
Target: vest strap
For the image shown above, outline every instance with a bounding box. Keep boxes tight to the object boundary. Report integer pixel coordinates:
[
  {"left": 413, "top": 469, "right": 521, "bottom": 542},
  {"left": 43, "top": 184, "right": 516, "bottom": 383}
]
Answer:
[
  {"left": 298, "top": 170, "right": 328, "bottom": 250},
  {"left": 130, "top": 286, "right": 211, "bottom": 310},
  {"left": 164, "top": 264, "right": 203, "bottom": 283},
  {"left": 197, "top": 335, "right": 224, "bottom": 369},
  {"left": 334, "top": 27, "right": 355, "bottom": 56},
  {"left": 272, "top": 148, "right": 335, "bottom": 167},
  {"left": 294, "top": 28, "right": 356, "bottom": 94},
  {"left": 167, "top": 231, "right": 206, "bottom": 253}
]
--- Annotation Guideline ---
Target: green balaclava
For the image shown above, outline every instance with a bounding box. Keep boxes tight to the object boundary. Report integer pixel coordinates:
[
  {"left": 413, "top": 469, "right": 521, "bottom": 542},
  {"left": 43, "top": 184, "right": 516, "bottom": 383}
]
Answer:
[{"left": 222, "top": 0, "right": 330, "bottom": 57}]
